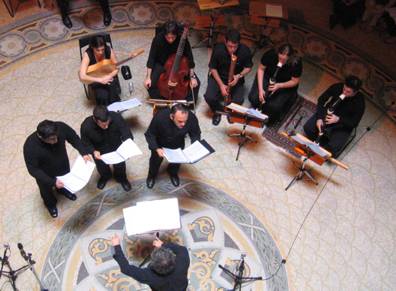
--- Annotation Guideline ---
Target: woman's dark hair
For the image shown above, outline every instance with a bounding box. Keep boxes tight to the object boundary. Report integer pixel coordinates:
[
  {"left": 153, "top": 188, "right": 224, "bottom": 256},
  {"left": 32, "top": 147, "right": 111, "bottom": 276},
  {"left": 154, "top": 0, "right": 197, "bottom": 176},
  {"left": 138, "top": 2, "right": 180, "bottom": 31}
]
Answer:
[
  {"left": 90, "top": 35, "right": 106, "bottom": 48},
  {"left": 149, "top": 247, "right": 176, "bottom": 275},
  {"left": 277, "top": 43, "right": 294, "bottom": 57},
  {"left": 225, "top": 29, "right": 241, "bottom": 43},
  {"left": 93, "top": 105, "right": 110, "bottom": 122},
  {"left": 345, "top": 75, "right": 362, "bottom": 92},
  {"left": 37, "top": 120, "right": 58, "bottom": 139}
]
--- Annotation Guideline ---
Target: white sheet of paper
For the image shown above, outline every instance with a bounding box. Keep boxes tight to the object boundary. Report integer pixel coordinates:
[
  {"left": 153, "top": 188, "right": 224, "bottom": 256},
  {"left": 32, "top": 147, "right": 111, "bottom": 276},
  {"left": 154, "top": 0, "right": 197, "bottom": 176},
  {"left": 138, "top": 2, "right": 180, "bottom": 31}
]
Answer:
[
  {"left": 57, "top": 156, "right": 95, "bottom": 193},
  {"left": 100, "top": 139, "right": 142, "bottom": 165},
  {"left": 124, "top": 198, "right": 180, "bottom": 236},
  {"left": 246, "top": 108, "right": 268, "bottom": 121},
  {"left": 100, "top": 151, "right": 125, "bottom": 165},
  {"left": 163, "top": 148, "right": 188, "bottom": 164},
  {"left": 107, "top": 98, "right": 142, "bottom": 112},
  {"left": 266, "top": 4, "right": 283, "bottom": 18},
  {"left": 182, "top": 141, "right": 210, "bottom": 163},
  {"left": 117, "top": 138, "right": 142, "bottom": 160}
]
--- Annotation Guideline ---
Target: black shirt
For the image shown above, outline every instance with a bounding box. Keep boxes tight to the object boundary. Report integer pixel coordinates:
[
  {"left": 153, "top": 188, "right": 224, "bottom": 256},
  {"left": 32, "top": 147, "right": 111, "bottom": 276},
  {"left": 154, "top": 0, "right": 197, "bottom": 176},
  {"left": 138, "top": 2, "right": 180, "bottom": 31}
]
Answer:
[
  {"left": 209, "top": 43, "right": 253, "bottom": 82},
  {"left": 316, "top": 83, "right": 365, "bottom": 131},
  {"left": 80, "top": 112, "right": 133, "bottom": 154},
  {"left": 144, "top": 108, "right": 201, "bottom": 150},
  {"left": 113, "top": 243, "right": 190, "bottom": 291},
  {"left": 146, "top": 33, "right": 195, "bottom": 69},
  {"left": 23, "top": 122, "right": 88, "bottom": 187},
  {"left": 260, "top": 49, "right": 303, "bottom": 87}
]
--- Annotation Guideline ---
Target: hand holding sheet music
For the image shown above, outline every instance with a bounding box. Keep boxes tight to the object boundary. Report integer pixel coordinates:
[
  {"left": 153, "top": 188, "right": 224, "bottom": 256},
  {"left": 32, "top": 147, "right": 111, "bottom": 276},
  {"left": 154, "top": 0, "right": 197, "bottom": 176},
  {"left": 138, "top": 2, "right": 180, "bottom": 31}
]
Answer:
[
  {"left": 100, "top": 138, "right": 142, "bottom": 164},
  {"left": 57, "top": 156, "right": 95, "bottom": 193},
  {"left": 163, "top": 140, "right": 215, "bottom": 164}
]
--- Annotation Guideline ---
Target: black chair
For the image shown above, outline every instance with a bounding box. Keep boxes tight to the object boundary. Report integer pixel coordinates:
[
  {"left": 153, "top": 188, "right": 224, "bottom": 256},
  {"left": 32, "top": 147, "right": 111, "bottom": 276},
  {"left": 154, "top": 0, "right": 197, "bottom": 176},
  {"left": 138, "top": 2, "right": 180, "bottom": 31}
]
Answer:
[{"left": 78, "top": 33, "right": 121, "bottom": 99}]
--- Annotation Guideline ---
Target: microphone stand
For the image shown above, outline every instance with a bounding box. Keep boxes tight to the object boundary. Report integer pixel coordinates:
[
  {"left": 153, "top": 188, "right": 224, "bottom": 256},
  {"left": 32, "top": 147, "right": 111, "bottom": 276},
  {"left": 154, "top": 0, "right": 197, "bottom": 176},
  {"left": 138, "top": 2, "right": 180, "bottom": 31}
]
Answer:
[
  {"left": 0, "top": 244, "right": 48, "bottom": 291},
  {"left": 218, "top": 254, "right": 262, "bottom": 291}
]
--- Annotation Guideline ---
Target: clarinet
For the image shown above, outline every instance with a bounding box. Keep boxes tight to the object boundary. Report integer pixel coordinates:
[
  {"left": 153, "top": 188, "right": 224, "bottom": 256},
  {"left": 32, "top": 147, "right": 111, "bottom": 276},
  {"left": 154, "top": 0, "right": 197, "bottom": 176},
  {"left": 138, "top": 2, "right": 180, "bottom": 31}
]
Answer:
[
  {"left": 259, "top": 62, "right": 282, "bottom": 111},
  {"left": 315, "top": 93, "right": 346, "bottom": 144}
]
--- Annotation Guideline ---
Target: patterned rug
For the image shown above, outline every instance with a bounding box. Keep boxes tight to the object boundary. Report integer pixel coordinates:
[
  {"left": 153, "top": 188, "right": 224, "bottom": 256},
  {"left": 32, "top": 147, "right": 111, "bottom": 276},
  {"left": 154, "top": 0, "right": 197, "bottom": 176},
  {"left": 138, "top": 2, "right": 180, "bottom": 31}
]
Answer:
[{"left": 41, "top": 179, "right": 288, "bottom": 291}]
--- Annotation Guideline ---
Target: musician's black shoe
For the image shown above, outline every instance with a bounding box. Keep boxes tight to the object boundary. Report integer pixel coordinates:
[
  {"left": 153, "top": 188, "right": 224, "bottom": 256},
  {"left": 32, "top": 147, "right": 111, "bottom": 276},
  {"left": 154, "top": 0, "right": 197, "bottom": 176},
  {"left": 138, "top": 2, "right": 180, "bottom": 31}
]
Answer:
[
  {"left": 57, "top": 188, "right": 77, "bottom": 201},
  {"left": 146, "top": 176, "right": 155, "bottom": 189},
  {"left": 170, "top": 175, "right": 180, "bottom": 187},
  {"left": 62, "top": 16, "right": 73, "bottom": 29},
  {"left": 212, "top": 113, "right": 222, "bottom": 126},
  {"left": 120, "top": 180, "right": 131, "bottom": 191},
  {"left": 97, "top": 177, "right": 108, "bottom": 190},
  {"left": 47, "top": 207, "right": 58, "bottom": 218},
  {"left": 103, "top": 12, "right": 112, "bottom": 26}
]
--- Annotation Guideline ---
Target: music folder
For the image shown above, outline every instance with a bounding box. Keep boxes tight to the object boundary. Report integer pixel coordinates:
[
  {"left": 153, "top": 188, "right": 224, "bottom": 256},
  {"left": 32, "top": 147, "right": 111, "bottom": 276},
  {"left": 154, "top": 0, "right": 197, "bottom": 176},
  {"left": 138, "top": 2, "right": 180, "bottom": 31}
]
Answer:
[
  {"left": 100, "top": 138, "right": 142, "bottom": 165},
  {"left": 123, "top": 198, "right": 181, "bottom": 237},
  {"left": 57, "top": 156, "right": 95, "bottom": 193},
  {"left": 163, "top": 139, "right": 215, "bottom": 164}
]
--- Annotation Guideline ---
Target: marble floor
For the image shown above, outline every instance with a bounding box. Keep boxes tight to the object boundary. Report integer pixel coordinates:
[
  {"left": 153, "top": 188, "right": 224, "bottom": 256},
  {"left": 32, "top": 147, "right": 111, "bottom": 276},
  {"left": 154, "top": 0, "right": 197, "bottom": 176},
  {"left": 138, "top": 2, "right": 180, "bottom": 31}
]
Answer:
[{"left": 0, "top": 1, "right": 395, "bottom": 291}]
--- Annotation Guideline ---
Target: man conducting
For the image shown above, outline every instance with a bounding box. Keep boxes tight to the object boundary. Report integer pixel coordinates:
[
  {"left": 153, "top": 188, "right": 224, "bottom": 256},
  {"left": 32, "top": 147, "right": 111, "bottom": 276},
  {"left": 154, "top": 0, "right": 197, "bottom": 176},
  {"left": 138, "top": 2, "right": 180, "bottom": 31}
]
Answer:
[
  {"left": 144, "top": 104, "right": 201, "bottom": 188},
  {"left": 111, "top": 234, "right": 190, "bottom": 291},
  {"left": 81, "top": 105, "right": 133, "bottom": 191},
  {"left": 23, "top": 120, "right": 91, "bottom": 218}
]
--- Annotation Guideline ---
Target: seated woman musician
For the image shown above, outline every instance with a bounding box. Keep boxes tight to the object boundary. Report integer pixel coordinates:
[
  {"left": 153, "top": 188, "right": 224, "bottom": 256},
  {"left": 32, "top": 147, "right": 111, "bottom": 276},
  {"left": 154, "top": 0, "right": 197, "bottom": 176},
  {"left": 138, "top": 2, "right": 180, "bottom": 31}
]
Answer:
[
  {"left": 248, "top": 44, "right": 303, "bottom": 125},
  {"left": 79, "top": 35, "right": 120, "bottom": 106},
  {"left": 144, "top": 21, "right": 200, "bottom": 103}
]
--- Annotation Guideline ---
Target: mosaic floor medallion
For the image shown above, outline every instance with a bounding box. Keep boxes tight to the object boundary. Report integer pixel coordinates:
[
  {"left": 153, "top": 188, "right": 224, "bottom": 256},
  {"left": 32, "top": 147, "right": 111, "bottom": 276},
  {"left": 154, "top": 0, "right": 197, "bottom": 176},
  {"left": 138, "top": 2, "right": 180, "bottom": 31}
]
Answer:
[{"left": 41, "top": 179, "right": 288, "bottom": 290}]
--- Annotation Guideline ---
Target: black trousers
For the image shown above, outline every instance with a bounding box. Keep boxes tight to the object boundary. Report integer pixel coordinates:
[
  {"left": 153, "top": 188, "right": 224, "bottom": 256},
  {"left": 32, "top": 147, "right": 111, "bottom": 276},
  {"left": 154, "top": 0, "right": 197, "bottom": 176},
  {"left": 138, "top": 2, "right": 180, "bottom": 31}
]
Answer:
[
  {"left": 248, "top": 77, "right": 297, "bottom": 124},
  {"left": 90, "top": 80, "right": 120, "bottom": 106},
  {"left": 94, "top": 158, "right": 127, "bottom": 182},
  {"left": 303, "top": 114, "right": 352, "bottom": 158},
  {"left": 56, "top": 0, "right": 110, "bottom": 18},
  {"left": 37, "top": 180, "right": 72, "bottom": 209},
  {"left": 148, "top": 63, "right": 200, "bottom": 103},
  {"left": 204, "top": 75, "right": 244, "bottom": 113},
  {"left": 148, "top": 150, "right": 180, "bottom": 178}
]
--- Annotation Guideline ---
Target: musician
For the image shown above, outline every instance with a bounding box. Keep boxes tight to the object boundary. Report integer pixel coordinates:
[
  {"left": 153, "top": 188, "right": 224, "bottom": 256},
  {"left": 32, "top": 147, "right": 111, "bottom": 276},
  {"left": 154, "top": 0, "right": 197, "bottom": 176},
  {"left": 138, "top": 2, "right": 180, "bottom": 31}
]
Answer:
[
  {"left": 303, "top": 75, "right": 365, "bottom": 157},
  {"left": 80, "top": 106, "right": 132, "bottom": 191},
  {"left": 144, "top": 104, "right": 201, "bottom": 188},
  {"left": 144, "top": 21, "right": 200, "bottom": 102},
  {"left": 79, "top": 35, "right": 120, "bottom": 105},
  {"left": 248, "top": 44, "right": 303, "bottom": 125},
  {"left": 204, "top": 29, "right": 253, "bottom": 126},
  {"left": 23, "top": 120, "right": 91, "bottom": 218},
  {"left": 112, "top": 234, "right": 190, "bottom": 291},
  {"left": 57, "top": 0, "right": 112, "bottom": 28}
]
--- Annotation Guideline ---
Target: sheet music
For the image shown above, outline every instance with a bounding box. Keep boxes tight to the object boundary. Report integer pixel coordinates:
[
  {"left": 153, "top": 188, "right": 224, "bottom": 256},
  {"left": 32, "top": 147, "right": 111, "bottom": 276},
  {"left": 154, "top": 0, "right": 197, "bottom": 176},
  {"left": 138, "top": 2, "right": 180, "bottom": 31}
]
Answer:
[
  {"left": 163, "top": 148, "right": 188, "bottom": 164},
  {"left": 291, "top": 135, "right": 330, "bottom": 158},
  {"left": 246, "top": 108, "right": 268, "bottom": 121},
  {"left": 182, "top": 141, "right": 210, "bottom": 163},
  {"left": 107, "top": 98, "right": 142, "bottom": 112},
  {"left": 266, "top": 4, "right": 283, "bottom": 18},
  {"left": 100, "top": 139, "right": 142, "bottom": 165},
  {"left": 124, "top": 198, "right": 181, "bottom": 236},
  {"left": 57, "top": 156, "right": 95, "bottom": 193}
]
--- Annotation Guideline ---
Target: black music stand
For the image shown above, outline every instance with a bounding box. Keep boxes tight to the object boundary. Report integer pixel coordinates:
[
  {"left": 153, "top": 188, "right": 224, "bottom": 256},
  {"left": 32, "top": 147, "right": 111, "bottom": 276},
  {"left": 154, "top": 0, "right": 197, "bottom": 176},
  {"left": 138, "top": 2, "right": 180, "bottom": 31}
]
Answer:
[
  {"left": 192, "top": 13, "right": 223, "bottom": 49},
  {"left": 218, "top": 254, "right": 262, "bottom": 291},
  {"left": 225, "top": 103, "right": 268, "bottom": 161}
]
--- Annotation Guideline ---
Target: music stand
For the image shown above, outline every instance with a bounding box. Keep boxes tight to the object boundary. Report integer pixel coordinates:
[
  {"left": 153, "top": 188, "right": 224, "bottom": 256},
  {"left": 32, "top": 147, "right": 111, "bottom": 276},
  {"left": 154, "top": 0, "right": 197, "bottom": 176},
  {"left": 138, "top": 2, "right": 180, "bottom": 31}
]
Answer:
[
  {"left": 218, "top": 254, "right": 262, "bottom": 291},
  {"left": 225, "top": 103, "right": 268, "bottom": 161},
  {"left": 282, "top": 132, "right": 349, "bottom": 191}
]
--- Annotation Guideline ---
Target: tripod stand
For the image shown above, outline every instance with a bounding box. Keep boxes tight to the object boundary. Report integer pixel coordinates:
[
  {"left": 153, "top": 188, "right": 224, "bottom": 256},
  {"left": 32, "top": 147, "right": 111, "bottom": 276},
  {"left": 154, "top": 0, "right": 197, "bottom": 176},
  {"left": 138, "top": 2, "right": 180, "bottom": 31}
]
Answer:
[
  {"left": 228, "top": 122, "right": 257, "bottom": 161},
  {"left": 192, "top": 13, "right": 222, "bottom": 49},
  {"left": 218, "top": 254, "right": 262, "bottom": 290},
  {"left": 0, "top": 244, "right": 48, "bottom": 291},
  {"left": 285, "top": 154, "right": 318, "bottom": 191}
]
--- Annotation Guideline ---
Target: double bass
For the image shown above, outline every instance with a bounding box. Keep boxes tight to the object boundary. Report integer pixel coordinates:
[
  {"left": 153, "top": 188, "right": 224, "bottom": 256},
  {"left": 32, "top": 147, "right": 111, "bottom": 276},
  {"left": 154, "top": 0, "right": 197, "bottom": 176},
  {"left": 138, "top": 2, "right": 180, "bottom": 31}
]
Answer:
[{"left": 157, "top": 25, "right": 191, "bottom": 100}]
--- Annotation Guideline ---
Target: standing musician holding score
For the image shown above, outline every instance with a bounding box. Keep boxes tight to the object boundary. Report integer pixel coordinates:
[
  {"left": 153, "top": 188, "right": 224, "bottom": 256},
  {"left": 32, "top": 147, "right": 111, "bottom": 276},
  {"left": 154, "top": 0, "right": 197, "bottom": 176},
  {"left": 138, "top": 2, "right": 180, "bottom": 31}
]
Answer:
[
  {"left": 248, "top": 44, "right": 303, "bottom": 125},
  {"left": 204, "top": 29, "right": 253, "bottom": 126},
  {"left": 144, "top": 21, "right": 200, "bottom": 102},
  {"left": 79, "top": 35, "right": 120, "bottom": 106}
]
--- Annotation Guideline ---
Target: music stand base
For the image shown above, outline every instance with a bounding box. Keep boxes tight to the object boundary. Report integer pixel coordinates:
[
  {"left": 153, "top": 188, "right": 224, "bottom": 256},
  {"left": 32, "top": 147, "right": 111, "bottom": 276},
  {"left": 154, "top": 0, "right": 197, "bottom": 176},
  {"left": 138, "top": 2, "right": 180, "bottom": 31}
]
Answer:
[
  {"left": 285, "top": 158, "right": 318, "bottom": 191},
  {"left": 228, "top": 125, "right": 257, "bottom": 161}
]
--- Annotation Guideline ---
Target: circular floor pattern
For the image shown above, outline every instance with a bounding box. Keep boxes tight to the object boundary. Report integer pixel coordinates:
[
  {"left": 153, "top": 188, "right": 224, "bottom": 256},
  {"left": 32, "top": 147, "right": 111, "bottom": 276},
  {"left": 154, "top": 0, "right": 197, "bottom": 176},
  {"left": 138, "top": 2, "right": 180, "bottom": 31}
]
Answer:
[{"left": 41, "top": 178, "right": 288, "bottom": 291}]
